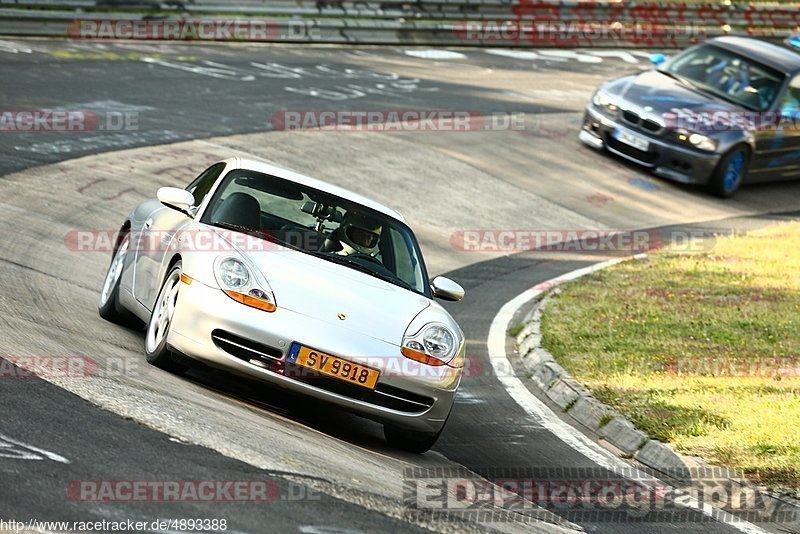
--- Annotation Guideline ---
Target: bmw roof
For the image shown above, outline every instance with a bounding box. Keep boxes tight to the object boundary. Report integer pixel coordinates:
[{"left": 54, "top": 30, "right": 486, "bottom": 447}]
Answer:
[{"left": 708, "top": 36, "right": 800, "bottom": 75}]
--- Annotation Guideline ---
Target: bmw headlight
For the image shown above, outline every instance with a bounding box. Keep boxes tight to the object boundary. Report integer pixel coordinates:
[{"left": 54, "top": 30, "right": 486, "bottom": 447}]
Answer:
[
  {"left": 402, "top": 323, "right": 458, "bottom": 366},
  {"left": 592, "top": 90, "right": 618, "bottom": 114},
  {"left": 214, "top": 256, "right": 276, "bottom": 313},
  {"left": 688, "top": 133, "right": 716, "bottom": 152}
]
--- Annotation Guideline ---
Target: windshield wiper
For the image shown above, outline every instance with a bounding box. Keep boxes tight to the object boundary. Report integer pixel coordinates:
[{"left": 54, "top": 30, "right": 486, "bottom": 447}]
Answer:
[
  {"left": 658, "top": 69, "right": 698, "bottom": 90},
  {"left": 210, "top": 220, "right": 260, "bottom": 234},
  {"left": 309, "top": 251, "right": 416, "bottom": 292},
  {"left": 211, "top": 221, "right": 297, "bottom": 248},
  {"left": 658, "top": 69, "right": 759, "bottom": 111}
]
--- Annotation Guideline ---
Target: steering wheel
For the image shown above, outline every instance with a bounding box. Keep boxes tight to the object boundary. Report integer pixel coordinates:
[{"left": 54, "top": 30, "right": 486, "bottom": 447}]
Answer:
[{"left": 347, "top": 252, "right": 382, "bottom": 265}]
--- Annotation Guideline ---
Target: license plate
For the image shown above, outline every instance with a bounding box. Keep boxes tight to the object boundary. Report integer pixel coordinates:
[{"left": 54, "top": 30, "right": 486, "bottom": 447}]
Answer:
[
  {"left": 614, "top": 128, "right": 650, "bottom": 151},
  {"left": 287, "top": 344, "right": 380, "bottom": 389}
]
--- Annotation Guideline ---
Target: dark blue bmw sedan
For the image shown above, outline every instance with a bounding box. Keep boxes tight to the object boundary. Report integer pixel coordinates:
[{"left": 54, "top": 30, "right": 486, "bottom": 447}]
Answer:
[{"left": 580, "top": 36, "right": 800, "bottom": 197}]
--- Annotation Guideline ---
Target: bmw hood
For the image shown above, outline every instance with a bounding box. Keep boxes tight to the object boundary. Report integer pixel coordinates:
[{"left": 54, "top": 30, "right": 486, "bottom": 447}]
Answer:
[
  {"left": 229, "top": 242, "right": 431, "bottom": 346},
  {"left": 604, "top": 70, "right": 741, "bottom": 119}
]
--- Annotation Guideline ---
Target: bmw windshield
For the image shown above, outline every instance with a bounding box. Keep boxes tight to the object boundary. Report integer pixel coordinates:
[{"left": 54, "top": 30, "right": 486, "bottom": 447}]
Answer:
[
  {"left": 663, "top": 43, "right": 785, "bottom": 111},
  {"left": 200, "top": 169, "right": 430, "bottom": 296}
]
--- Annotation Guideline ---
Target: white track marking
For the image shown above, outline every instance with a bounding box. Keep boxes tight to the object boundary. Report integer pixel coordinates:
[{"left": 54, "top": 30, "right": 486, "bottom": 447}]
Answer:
[
  {"left": 586, "top": 50, "right": 641, "bottom": 64},
  {"left": 0, "top": 40, "right": 32, "bottom": 54},
  {"left": 538, "top": 50, "right": 603, "bottom": 63},
  {"left": 487, "top": 258, "right": 770, "bottom": 534},
  {"left": 141, "top": 57, "right": 255, "bottom": 81},
  {"left": 403, "top": 49, "right": 466, "bottom": 60},
  {"left": 486, "top": 48, "right": 648, "bottom": 64},
  {"left": 485, "top": 49, "right": 542, "bottom": 60},
  {"left": 0, "top": 433, "right": 70, "bottom": 463}
]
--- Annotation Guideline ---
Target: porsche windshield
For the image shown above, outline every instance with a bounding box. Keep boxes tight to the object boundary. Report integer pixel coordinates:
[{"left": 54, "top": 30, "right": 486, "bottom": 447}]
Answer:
[
  {"left": 200, "top": 169, "right": 429, "bottom": 296},
  {"left": 663, "top": 44, "right": 785, "bottom": 111}
]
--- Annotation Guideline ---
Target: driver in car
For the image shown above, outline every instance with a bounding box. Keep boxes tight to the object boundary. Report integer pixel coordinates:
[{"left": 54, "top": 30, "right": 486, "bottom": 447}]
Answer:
[{"left": 336, "top": 211, "right": 382, "bottom": 257}]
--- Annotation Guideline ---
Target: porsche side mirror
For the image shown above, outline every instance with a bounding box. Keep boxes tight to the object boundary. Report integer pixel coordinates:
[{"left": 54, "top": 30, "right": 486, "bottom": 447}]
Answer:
[
  {"left": 157, "top": 187, "right": 195, "bottom": 214},
  {"left": 431, "top": 276, "right": 465, "bottom": 302}
]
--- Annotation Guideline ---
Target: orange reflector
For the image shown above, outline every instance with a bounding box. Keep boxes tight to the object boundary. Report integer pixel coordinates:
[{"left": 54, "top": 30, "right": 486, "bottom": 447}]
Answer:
[
  {"left": 446, "top": 350, "right": 465, "bottom": 369},
  {"left": 401, "top": 346, "right": 447, "bottom": 367},
  {"left": 223, "top": 290, "right": 277, "bottom": 312},
  {"left": 179, "top": 273, "right": 192, "bottom": 285}
]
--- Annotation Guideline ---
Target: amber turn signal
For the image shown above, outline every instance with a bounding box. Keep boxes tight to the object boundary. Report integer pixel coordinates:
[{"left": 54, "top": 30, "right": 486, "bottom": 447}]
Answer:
[
  {"left": 223, "top": 290, "right": 277, "bottom": 312},
  {"left": 401, "top": 346, "right": 447, "bottom": 366}
]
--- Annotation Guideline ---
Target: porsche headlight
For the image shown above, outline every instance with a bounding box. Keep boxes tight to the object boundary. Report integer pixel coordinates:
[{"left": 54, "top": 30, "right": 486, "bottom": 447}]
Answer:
[
  {"left": 214, "top": 256, "right": 276, "bottom": 313},
  {"left": 218, "top": 258, "right": 249, "bottom": 290},
  {"left": 402, "top": 323, "right": 457, "bottom": 366},
  {"left": 688, "top": 132, "right": 716, "bottom": 152}
]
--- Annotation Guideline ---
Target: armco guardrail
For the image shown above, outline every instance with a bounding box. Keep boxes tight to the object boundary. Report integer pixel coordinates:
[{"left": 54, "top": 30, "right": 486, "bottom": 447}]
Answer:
[{"left": 0, "top": 1, "right": 797, "bottom": 47}]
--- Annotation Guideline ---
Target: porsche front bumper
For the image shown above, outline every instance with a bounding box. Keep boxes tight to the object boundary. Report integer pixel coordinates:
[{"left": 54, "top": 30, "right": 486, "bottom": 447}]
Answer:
[{"left": 167, "top": 278, "right": 460, "bottom": 434}]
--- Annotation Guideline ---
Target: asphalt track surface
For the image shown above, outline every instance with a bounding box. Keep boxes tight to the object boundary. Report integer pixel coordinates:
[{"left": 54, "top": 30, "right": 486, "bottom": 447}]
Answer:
[
  {"left": 0, "top": 358, "right": 430, "bottom": 534},
  {"left": 1, "top": 38, "right": 800, "bottom": 534}
]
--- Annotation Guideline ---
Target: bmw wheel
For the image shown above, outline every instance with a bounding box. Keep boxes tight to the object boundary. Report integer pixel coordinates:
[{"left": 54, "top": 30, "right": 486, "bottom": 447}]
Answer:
[{"left": 708, "top": 145, "right": 750, "bottom": 198}]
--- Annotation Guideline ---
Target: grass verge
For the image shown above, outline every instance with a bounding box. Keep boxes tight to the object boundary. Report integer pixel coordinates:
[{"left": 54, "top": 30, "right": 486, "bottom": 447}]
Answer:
[{"left": 541, "top": 221, "right": 800, "bottom": 496}]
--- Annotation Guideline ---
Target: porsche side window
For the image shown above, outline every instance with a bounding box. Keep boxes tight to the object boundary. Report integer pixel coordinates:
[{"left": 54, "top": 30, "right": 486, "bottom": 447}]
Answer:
[
  {"left": 186, "top": 163, "right": 225, "bottom": 207},
  {"left": 388, "top": 227, "right": 424, "bottom": 290}
]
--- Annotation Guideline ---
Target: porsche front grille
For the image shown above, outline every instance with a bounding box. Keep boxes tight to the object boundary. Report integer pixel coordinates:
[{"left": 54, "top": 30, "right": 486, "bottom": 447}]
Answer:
[{"left": 211, "top": 330, "right": 283, "bottom": 364}]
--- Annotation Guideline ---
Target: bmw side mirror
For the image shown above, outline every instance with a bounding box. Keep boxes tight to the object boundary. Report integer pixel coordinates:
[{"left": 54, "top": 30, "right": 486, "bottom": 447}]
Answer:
[
  {"left": 649, "top": 53, "right": 667, "bottom": 66},
  {"left": 781, "top": 105, "right": 799, "bottom": 120},
  {"left": 431, "top": 276, "right": 465, "bottom": 302},
  {"left": 157, "top": 187, "right": 195, "bottom": 215}
]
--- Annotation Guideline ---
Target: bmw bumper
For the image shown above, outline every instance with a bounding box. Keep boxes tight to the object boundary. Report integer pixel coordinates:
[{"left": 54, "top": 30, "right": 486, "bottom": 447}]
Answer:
[
  {"left": 580, "top": 105, "right": 722, "bottom": 185},
  {"left": 168, "top": 277, "right": 460, "bottom": 434}
]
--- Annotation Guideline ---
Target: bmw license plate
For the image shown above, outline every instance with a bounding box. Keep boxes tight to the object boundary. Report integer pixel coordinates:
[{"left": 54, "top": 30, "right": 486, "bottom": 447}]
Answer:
[
  {"left": 287, "top": 343, "right": 380, "bottom": 389},
  {"left": 614, "top": 128, "right": 650, "bottom": 152}
]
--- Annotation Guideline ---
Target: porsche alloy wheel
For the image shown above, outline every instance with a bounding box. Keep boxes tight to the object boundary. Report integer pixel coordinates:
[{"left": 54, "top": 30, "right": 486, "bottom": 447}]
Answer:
[
  {"left": 145, "top": 262, "right": 189, "bottom": 374},
  {"left": 98, "top": 232, "right": 138, "bottom": 326}
]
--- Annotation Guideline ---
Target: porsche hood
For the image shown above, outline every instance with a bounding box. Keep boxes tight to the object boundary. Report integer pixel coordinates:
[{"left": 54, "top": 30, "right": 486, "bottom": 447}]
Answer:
[{"left": 216, "top": 232, "right": 432, "bottom": 346}]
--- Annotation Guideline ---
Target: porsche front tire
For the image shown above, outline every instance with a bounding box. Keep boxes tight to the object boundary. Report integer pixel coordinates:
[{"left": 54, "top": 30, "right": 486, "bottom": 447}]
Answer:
[
  {"left": 145, "top": 262, "right": 189, "bottom": 374},
  {"left": 384, "top": 423, "right": 444, "bottom": 454},
  {"left": 98, "top": 232, "right": 140, "bottom": 327}
]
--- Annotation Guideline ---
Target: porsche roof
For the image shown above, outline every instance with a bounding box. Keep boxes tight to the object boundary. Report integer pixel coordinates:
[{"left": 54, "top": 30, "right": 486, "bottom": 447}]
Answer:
[{"left": 228, "top": 157, "right": 406, "bottom": 223}]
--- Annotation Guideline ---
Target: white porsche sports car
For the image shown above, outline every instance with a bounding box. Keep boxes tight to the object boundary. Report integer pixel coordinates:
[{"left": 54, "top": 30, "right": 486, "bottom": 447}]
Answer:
[{"left": 98, "top": 157, "right": 466, "bottom": 453}]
